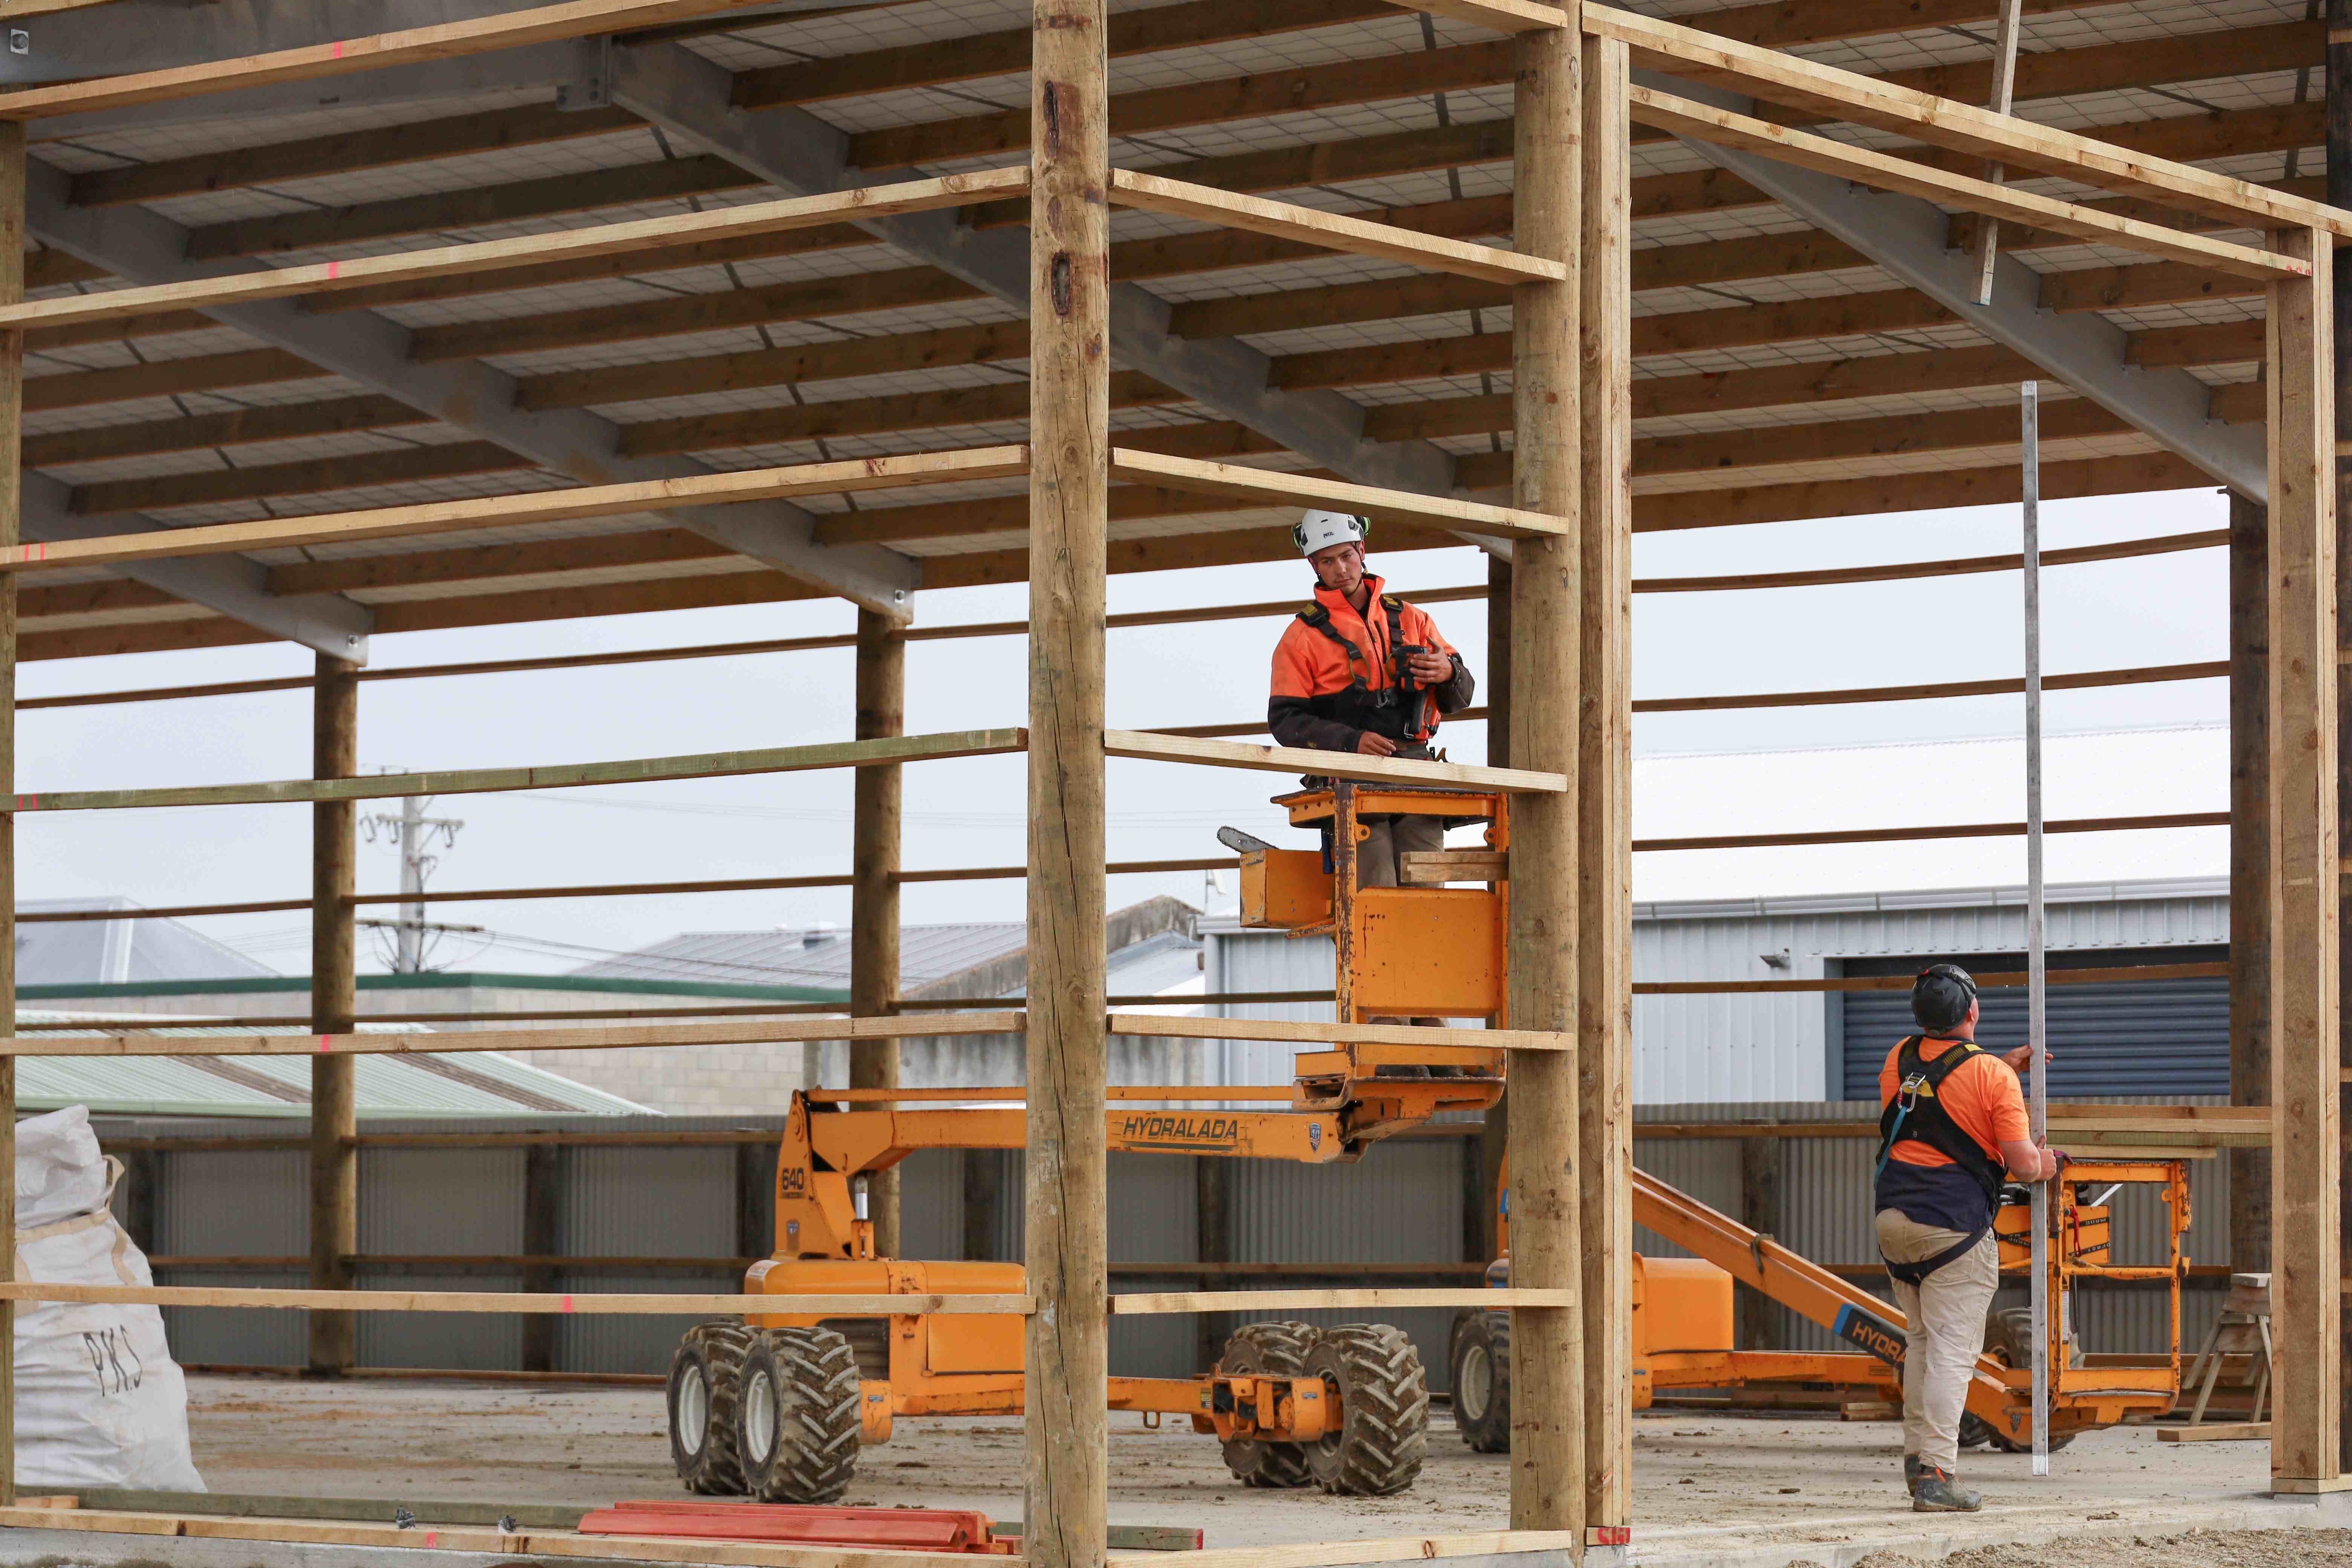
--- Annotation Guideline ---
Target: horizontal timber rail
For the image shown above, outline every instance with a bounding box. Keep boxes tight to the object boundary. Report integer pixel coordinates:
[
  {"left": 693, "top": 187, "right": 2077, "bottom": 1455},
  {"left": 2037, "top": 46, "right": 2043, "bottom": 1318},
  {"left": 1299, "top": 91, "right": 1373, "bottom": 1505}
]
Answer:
[
  {"left": 1103, "top": 729, "right": 1565, "bottom": 791},
  {"left": 16, "top": 592, "right": 1501, "bottom": 710},
  {"left": 11, "top": 728, "right": 1025, "bottom": 812},
  {"left": 0, "top": 1011, "right": 1021, "bottom": 1059},
  {"left": 1109, "top": 449, "right": 1562, "bottom": 541},
  {"left": 1638, "top": 961, "right": 2227, "bottom": 993},
  {"left": 1582, "top": 3, "right": 2344, "bottom": 237},
  {"left": 1639, "top": 809, "right": 2226, "bottom": 853},
  {"left": 0, "top": 1284, "right": 1032, "bottom": 1315},
  {"left": 11, "top": 856, "right": 1231, "bottom": 921},
  {"left": 18, "top": 525, "right": 2224, "bottom": 711},
  {"left": 86, "top": 1095, "right": 2258, "bottom": 1155},
  {"left": 1404, "top": 0, "right": 1570, "bottom": 32},
  {"left": 0, "top": 0, "right": 795, "bottom": 121},
  {"left": 7, "top": 991, "right": 1329, "bottom": 1029},
  {"left": 15, "top": 530, "right": 2220, "bottom": 712},
  {"left": 11, "top": 802, "right": 2222, "bottom": 915},
  {"left": 19, "top": 962, "right": 2214, "bottom": 1034},
  {"left": 0, "top": 447, "right": 1029, "bottom": 570},
  {"left": 1626, "top": 88, "right": 2301, "bottom": 280},
  {"left": 1105, "top": 169, "right": 1565, "bottom": 286},
  {"left": 1155, "top": 661, "right": 2227, "bottom": 738},
  {"left": 0, "top": 172, "right": 1031, "bottom": 330},
  {"left": 1109, "top": 1013, "right": 1562, "bottom": 1052},
  {"left": 0, "top": 1507, "right": 1012, "bottom": 1568},
  {"left": 1108, "top": 1288, "right": 1572, "bottom": 1314},
  {"left": 138, "top": 1256, "right": 1488, "bottom": 1279}
]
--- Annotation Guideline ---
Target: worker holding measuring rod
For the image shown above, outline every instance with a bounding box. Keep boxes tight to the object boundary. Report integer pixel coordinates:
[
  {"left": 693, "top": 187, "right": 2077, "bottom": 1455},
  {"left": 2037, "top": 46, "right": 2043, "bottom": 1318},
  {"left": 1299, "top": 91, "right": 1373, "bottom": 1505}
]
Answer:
[
  {"left": 1874, "top": 962, "right": 2063, "bottom": 1513},
  {"left": 1266, "top": 509, "right": 1476, "bottom": 891}
]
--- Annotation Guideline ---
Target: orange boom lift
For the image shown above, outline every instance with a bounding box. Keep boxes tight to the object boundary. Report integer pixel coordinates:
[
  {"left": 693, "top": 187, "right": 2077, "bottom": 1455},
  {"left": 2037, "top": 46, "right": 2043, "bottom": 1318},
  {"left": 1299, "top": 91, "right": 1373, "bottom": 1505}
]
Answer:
[{"left": 662, "top": 783, "right": 2193, "bottom": 1504}]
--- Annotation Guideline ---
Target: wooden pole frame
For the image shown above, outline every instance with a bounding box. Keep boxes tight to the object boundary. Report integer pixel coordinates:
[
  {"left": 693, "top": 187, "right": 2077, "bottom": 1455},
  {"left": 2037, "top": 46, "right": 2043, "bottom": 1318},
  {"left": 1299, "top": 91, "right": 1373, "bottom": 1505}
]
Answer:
[
  {"left": 1577, "top": 30, "right": 1634, "bottom": 1535},
  {"left": 2267, "top": 223, "right": 2343, "bottom": 1494},
  {"left": 1024, "top": 0, "right": 1112, "bottom": 1551},
  {"left": 1504, "top": 6, "right": 1586, "bottom": 1547},
  {"left": 850, "top": 609, "right": 906, "bottom": 1258},
  {"left": 309, "top": 653, "right": 359, "bottom": 1378}
]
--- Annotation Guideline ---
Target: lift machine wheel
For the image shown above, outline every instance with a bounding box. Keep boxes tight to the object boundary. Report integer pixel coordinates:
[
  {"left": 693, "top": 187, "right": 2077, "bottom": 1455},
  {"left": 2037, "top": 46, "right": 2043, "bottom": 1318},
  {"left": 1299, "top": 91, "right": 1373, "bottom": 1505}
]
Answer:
[
  {"left": 1214, "top": 1320, "right": 1318, "bottom": 1488},
  {"left": 1448, "top": 1309, "right": 1511, "bottom": 1454},
  {"left": 669, "top": 1320, "right": 756, "bottom": 1494},
  {"left": 740, "top": 1325, "right": 865, "bottom": 1502},
  {"left": 1300, "top": 1323, "right": 1429, "bottom": 1496}
]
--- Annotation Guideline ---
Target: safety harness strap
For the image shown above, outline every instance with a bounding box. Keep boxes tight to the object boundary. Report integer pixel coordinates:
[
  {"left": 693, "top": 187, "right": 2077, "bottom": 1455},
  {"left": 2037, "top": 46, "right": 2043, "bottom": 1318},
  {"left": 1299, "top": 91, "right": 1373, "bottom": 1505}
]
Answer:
[
  {"left": 1295, "top": 596, "right": 1428, "bottom": 741},
  {"left": 1882, "top": 1225, "right": 1991, "bottom": 1288}
]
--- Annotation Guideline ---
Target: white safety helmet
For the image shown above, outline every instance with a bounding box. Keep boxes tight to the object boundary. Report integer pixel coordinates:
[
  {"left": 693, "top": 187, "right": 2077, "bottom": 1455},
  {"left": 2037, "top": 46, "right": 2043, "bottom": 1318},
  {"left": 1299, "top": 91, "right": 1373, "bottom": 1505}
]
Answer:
[{"left": 1292, "top": 508, "right": 1369, "bottom": 557}]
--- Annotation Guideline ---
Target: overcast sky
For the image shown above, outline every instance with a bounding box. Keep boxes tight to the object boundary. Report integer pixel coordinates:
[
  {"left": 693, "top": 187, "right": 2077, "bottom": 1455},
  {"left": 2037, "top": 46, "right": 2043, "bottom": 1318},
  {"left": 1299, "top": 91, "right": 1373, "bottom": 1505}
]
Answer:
[{"left": 16, "top": 478, "right": 2232, "bottom": 978}]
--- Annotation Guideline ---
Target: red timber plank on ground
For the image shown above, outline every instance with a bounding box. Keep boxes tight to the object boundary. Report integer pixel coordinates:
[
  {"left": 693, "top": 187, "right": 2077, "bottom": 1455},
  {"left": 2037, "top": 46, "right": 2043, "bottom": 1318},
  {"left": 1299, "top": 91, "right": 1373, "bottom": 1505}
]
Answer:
[{"left": 576, "top": 1501, "right": 1015, "bottom": 1554}]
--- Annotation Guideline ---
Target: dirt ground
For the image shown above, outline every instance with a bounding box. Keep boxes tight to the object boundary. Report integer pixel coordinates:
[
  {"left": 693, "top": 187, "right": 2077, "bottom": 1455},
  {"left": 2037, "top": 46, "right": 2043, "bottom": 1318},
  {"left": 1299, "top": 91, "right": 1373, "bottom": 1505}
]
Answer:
[
  {"left": 1850, "top": 1528, "right": 2352, "bottom": 1568},
  {"left": 179, "top": 1376, "right": 2280, "bottom": 1551}
]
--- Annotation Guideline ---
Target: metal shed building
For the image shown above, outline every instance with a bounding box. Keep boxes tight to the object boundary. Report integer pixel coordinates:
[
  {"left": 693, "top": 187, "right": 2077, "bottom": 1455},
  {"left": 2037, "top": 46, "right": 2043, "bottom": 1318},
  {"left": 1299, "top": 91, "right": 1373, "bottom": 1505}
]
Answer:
[{"left": 1205, "top": 873, "right": 2232, "bottom": 1105}]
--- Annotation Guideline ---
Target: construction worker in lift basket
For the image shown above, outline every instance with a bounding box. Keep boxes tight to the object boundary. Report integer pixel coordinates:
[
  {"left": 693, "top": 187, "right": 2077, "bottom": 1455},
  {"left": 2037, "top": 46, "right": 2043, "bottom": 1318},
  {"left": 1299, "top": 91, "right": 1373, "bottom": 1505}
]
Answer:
[
  {"left": 1266, "top": 508, "right": 1475, "bottom": 891},
  {"left": 1875, "top": 963, "right": 2064, "bottom": 1513}
]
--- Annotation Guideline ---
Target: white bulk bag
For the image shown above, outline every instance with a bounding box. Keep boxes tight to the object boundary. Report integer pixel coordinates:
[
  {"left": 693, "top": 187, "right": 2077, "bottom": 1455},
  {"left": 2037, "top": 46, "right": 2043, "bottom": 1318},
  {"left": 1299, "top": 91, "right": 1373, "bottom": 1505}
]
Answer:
[{"left": 13, "top": 1106, "right": 204, "bottom": 1491}]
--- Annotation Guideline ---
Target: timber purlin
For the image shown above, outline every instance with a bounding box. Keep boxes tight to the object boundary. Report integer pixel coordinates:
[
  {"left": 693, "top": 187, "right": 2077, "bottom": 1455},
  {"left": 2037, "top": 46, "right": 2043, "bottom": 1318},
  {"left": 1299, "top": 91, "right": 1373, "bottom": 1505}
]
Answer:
[{"left": 8, "top": 729, "right": 1029, "bottom": 813}]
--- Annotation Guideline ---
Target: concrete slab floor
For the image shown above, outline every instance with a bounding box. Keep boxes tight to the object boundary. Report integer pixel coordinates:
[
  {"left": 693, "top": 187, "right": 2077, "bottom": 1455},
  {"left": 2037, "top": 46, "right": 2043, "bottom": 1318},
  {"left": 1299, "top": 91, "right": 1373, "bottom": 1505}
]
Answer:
[{"left": 172, "top": 1375, "right": 2300, "bottom": 1556}]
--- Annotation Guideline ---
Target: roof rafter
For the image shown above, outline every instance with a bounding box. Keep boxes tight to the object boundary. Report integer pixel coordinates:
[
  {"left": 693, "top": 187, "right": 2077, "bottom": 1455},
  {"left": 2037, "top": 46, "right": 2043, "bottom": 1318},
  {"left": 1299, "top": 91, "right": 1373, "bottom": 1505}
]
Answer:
[
  {"left": 1644, "top": 68, "right": 2266, "bottom": 501},
  {"left": 21, "top": 471, "right": 375, "bottom": 659},
  {"left": 21, "top": 158, "right": 922, "bottom": 621},
  {"left": 603, "top": 33, "right": 1476, "bottom": 542}
]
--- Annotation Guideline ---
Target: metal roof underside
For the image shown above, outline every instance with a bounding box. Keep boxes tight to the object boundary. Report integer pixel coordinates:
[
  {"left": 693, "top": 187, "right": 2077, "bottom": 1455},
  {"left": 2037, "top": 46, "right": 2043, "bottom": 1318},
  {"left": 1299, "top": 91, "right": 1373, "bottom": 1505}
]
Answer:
[{"left": 10, "top": 0, "right": 2307, "bottom": 657}]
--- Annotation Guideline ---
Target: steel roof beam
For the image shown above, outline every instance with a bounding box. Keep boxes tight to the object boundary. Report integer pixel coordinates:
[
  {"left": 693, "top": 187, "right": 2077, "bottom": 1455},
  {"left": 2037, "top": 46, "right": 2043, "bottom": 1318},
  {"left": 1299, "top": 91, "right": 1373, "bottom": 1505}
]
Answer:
[
  {"left": 24, "top": 158, "right": 920, "bottom": 620},
  {"left": 1643, "top": 69, "right": 2266, "bottom": 503},
  {"left": 606, "top": 38, "right": 1493, "bottom": 551},
  {"left": 22, "top": 472, "right": 376, "bottom": 660}
]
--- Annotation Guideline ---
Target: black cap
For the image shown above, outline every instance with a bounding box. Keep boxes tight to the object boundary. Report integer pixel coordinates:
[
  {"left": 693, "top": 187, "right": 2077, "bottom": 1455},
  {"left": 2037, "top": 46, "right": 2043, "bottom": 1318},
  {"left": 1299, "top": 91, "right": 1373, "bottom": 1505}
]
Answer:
[{"left": 1911, "top": 963, "right": 1978, "bottom": 1032}]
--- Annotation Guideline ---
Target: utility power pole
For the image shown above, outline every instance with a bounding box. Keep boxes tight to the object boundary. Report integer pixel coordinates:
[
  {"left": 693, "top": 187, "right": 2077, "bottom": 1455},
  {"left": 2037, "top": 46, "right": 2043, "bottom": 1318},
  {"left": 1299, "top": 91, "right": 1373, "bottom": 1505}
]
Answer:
[{"left": 362, "top": 786, "right": 463, "bottom": 973}]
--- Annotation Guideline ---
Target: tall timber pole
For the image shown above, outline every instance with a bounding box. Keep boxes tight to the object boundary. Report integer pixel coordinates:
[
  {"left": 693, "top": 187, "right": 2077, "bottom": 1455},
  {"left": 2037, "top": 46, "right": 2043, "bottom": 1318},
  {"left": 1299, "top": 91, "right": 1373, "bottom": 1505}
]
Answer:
[
  {"left": 1506, "top": 5, "right": 1587, "bottom": 1544},
  {"left": 1024, "top": 0, "right": 1111, "bottom": 1550}
]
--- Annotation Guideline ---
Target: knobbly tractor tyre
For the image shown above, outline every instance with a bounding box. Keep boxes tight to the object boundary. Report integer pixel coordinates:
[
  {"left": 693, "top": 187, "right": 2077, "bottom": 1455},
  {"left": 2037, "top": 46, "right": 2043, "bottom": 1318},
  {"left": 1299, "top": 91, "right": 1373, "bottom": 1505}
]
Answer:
[
  {"left": 1974, "top": 1306, "right": 2078, "bottom": 1455},
  {"left": 1215, "top": 1320, "right": 1318, "bottom": 1488},
  {"left": 739, "top": 1326, "right": 864, "bottom": 1504},
  {"left": 669, "top": 1320, "right": 756, "bottom": 1494},
  {"left": 1448, "top": 1309, "right": 1510, "bottom": 1453},
  {"left": 1302, "top": 1323, "right": 1429, "bottom": 1496}
]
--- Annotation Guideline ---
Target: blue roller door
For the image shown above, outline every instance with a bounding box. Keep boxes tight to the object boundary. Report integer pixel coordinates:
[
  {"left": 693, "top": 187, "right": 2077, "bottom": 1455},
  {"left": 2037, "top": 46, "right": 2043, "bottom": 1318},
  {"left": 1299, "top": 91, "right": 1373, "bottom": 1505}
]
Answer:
[{"left": 1838, "top": 944, "right": 2228, "bottom": 1101}]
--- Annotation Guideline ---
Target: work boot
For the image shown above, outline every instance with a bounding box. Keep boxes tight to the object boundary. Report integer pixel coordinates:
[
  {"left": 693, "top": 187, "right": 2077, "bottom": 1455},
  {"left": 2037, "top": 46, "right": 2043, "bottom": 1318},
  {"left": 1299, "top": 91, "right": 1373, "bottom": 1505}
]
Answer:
[
  {"left": 1910, "top": 1465, "right": 1982, "bottom": 1513},
  {"left": 1902, "top": 1455, "right": 1923, "bottom": 1495}
]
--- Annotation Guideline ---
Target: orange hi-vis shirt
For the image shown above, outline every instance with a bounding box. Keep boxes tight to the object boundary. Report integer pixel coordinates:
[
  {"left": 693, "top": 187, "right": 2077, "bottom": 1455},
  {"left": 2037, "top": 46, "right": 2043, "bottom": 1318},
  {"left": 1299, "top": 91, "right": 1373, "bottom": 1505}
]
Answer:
[
  {"left": 1877, "top": 1035, "right": 2031, "bottom": 1171},
  {"left": 1267, "top": 574, "right": 1466, "bottom": 752}
]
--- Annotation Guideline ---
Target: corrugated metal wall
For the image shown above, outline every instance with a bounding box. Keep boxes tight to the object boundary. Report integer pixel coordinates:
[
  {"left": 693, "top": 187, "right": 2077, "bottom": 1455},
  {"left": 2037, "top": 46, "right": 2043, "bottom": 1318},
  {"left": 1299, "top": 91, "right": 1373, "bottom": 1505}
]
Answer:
[
  {"left": 1634, "top": 1102, "right": 2230, "bottom": 1360},
  {"left": 1839, "top": 967, "right": 2229, "bottom": 1099},
  {"left": 1208, "top": 882, "right": 2231, "bottom": 1106},
  {"left": 105, "top": 1113, "right": 1462, "bottom": 1384},
  {"left": 101, "top": 1099, "right": 2226, "bottom": 1389}
]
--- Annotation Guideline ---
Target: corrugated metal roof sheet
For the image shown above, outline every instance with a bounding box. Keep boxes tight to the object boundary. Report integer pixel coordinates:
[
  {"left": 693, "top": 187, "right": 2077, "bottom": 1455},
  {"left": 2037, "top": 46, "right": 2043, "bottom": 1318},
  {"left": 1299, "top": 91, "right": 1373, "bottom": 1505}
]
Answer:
[
  {"left": 18, "top": 899, "right": 279, "bottom": 987},
  {"left": 12, "top": 1010, "right": 651, "bottom": 1119},
  {"left": 574, "top": 897, "right": 1203, "bottom": 993}
]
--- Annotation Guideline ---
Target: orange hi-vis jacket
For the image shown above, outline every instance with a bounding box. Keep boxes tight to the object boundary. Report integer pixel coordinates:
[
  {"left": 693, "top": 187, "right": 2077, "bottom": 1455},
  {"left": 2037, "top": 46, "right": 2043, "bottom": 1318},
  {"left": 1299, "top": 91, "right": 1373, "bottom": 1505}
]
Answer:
[{"left": 1266, "top": 574, "right": 1474, "bottom": 753}]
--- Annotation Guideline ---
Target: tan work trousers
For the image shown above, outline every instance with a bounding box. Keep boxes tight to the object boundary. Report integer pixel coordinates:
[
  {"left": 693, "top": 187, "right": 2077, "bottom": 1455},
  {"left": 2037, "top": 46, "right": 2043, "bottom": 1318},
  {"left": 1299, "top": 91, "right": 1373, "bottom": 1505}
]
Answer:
[
  {"left": 1355, "top": 813, "right": 1445, "bottom": 889},
  {"left": 1875, "top": 1209, "right": 1999, "bottom": 1472}
]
